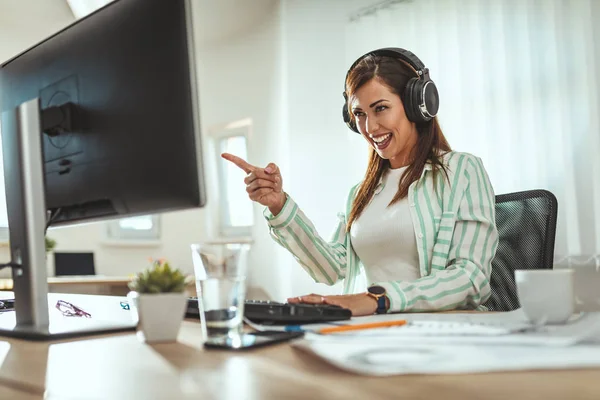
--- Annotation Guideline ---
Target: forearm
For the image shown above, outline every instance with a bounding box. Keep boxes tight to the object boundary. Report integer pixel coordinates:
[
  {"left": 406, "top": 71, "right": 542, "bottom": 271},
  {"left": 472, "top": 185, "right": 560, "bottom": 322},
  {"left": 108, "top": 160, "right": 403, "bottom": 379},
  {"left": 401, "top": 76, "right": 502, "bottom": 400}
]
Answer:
[
  {"left": 377, "top": 260, "right": 490, "bottom": 312},
  {"left": 264, "top": 196, "right": 347, "bottom": 285}
]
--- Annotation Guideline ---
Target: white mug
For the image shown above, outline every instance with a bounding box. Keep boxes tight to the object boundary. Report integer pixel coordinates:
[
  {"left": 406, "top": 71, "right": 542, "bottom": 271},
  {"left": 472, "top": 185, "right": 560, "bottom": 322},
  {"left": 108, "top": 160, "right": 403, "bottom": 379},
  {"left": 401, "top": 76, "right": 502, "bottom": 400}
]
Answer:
[{"left": 515, "top": 269, "right": 575, "bottom": 325}]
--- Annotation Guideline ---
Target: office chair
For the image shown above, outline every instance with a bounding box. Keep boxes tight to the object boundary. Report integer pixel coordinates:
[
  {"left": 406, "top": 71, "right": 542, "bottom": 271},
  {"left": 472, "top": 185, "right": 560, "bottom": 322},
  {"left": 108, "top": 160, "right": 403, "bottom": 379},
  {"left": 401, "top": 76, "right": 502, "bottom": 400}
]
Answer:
[
  {"left": 54, "top": 252, "right": 96, "bottom": 276},
  {"left": 484, "top": 190, "right": 558, "bottom": 311}
]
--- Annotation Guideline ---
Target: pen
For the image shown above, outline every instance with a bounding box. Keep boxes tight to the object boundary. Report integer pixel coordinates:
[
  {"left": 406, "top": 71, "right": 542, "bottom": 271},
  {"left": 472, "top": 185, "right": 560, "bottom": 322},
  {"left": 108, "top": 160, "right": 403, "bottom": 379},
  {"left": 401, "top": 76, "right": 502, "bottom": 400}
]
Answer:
[
  {"left": 284, "top": 325, "right": 306, "bottom": 332},
  {"left": 318, "top": 319, "right": 407, "bottom": 334}
]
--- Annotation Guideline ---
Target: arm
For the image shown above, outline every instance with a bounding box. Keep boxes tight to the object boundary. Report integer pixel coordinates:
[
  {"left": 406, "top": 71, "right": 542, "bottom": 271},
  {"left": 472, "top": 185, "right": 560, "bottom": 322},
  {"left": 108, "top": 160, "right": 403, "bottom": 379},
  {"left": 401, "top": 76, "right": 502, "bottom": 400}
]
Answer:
[
  {"left": 220, "top": 152, "right": 351, "bottom": 286},
  {"left": 378, "top": 156, "right": 499, "bottom": 312},
  {"left": 263, "top": 194, "right": 348, "bottom": 286}
]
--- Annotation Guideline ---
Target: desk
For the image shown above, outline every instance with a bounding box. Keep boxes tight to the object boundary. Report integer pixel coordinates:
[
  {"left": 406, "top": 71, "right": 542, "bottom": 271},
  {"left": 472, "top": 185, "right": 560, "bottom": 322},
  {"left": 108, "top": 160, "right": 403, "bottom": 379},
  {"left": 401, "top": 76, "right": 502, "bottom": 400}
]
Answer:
[
  {"left": 0, "top": 277, "right": 261, "bottom": 299},
  {"left": 0, "top": 276, "right": 133, "bottom": 296},
  {"left": 0, "top": 305, "right": 598, "bottom": 399}
]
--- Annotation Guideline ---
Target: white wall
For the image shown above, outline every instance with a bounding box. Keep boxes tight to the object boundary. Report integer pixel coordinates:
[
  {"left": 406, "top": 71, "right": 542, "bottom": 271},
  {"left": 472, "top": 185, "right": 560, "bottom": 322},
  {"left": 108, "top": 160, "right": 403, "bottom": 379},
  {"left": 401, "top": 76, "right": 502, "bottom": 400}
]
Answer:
[
  {"left": 194, "top": 0, "right": 378, "bottom": 299},
  {"left": 194, "top": 3, "right": 290, "bottom": 299},
  {"left": 279, "top": 0, "right": 373, "bottom": 296}
]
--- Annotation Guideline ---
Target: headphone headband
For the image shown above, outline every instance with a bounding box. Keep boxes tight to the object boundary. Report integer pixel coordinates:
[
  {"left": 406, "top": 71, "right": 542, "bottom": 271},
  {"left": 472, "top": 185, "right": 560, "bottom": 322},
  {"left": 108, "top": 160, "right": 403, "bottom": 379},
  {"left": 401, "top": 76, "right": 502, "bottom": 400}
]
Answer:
[{"left": 346, "top": 47, "right": 425, "bottom": 80}]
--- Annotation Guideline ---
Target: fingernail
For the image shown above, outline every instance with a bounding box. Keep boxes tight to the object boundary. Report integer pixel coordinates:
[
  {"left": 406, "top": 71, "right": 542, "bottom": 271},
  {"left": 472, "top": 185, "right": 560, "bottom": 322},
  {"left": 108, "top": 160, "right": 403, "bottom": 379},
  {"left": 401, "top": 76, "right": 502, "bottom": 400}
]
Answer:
[{"left": 265, "top": 166, "right": 274, "bottom": 173}]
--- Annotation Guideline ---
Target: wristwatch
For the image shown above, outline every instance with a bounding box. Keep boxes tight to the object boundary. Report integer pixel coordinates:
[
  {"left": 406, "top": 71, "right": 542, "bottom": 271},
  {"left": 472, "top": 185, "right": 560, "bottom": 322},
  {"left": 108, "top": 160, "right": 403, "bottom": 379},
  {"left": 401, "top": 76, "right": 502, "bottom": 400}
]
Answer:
[{"left": 367, "top": 285, "right": 388, "bottom": 314}]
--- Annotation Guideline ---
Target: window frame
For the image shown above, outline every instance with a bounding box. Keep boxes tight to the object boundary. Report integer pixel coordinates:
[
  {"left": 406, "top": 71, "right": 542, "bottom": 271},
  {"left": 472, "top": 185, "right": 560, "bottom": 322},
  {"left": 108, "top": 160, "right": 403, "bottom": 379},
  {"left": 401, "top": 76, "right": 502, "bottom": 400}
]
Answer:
[
  {"left": 106, "top": 215, "right": 161, "bottom": 242},
  {"left": 209, "top": 119, "right": 254, "bottom": 239}
]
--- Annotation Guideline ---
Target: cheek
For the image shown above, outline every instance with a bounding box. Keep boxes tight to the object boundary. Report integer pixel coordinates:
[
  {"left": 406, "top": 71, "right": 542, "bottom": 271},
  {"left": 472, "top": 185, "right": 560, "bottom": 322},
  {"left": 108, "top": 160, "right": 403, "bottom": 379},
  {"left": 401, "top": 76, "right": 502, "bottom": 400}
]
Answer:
[
  {"left": 357, "top": 120, "right": 368, "bottom": 136},
  {"left": 390, "top": 109, "right": 411, "bottom": 135}
]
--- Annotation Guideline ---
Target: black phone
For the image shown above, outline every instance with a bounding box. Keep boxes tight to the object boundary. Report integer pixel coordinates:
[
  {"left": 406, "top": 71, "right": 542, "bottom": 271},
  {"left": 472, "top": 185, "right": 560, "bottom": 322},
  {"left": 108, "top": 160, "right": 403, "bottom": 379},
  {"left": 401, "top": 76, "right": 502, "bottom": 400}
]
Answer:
[{"left": 204, "top": 330, "right": 304, "bottom": 350}]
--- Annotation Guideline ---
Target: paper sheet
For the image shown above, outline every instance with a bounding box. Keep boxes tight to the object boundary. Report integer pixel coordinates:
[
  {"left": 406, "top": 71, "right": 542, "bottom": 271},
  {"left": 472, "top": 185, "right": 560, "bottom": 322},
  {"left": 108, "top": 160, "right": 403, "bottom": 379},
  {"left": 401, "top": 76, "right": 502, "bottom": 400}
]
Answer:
[
  {"left": 292, "top": 340, "right": 600, "bottom": 376},
  {"left": 286, "top": 310, "right": 600, "bottom": 375},
  {"left": 249, "top": 309, "right": 600, "bottom": 346},
  {"left": 318, "top": 311, "right": 600, "bottom": 346}
]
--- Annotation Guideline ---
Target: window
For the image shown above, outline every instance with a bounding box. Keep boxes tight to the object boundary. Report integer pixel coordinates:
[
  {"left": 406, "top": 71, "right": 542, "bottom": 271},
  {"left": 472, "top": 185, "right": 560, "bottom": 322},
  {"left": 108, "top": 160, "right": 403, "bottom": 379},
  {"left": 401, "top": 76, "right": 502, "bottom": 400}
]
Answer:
[
  {"left": 212, "top": 120, "right": 254, "bottom": 237},
  {"left": 106, "top": 215, "right": 160, "bottom": 241}
]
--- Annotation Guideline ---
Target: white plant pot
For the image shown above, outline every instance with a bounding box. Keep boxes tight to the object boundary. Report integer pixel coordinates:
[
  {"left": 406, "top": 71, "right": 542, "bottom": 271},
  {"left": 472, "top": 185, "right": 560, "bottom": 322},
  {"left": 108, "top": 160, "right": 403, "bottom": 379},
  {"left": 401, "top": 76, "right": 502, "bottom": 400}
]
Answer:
[{"left": 127, "top": 291, "right": 187, "bottom": 343}]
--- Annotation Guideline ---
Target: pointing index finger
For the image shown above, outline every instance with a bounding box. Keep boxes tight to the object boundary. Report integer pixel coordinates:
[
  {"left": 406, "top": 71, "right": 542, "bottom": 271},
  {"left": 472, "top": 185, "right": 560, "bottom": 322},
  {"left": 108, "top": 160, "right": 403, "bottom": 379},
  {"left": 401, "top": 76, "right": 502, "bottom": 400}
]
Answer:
[{"left": 221, "top": 153, "right": 255, "bottom": 173}]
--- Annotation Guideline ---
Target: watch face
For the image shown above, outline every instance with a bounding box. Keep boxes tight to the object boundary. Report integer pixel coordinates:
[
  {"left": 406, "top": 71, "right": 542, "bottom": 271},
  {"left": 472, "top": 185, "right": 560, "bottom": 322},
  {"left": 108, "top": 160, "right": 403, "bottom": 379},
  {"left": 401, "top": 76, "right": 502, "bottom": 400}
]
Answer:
[{"left": 368, "top": 285, "right": 386, "bottom": 296}]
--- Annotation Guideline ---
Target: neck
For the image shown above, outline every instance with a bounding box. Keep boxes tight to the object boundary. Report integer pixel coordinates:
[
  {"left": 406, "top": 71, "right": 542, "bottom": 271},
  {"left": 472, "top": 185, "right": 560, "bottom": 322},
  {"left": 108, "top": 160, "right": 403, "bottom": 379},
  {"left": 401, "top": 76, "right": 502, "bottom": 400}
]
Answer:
[{"left": 389, "top": 148, "right": 414, "bottom": 169}]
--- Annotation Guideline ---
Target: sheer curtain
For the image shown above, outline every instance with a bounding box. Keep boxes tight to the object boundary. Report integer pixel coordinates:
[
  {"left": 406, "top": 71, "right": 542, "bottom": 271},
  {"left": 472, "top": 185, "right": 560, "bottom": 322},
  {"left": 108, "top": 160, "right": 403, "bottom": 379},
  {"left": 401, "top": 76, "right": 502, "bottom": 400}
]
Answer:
[{"left": 345, "top": 0, "right": 600, "bottom": 268}]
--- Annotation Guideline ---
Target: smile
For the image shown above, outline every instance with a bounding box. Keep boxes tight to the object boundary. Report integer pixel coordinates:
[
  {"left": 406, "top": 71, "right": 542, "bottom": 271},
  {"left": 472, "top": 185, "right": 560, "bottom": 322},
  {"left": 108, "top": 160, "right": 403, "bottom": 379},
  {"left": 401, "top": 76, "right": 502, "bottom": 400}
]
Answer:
[{"left": 372, "top": 133, "right": 393, "bottom": 150}]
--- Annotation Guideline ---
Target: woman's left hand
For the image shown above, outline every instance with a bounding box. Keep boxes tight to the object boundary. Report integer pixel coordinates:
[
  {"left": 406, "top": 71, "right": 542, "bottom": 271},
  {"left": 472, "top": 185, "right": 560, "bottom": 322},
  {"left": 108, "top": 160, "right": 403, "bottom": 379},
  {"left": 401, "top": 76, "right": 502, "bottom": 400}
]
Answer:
[{"left": 287, "top": 293, "right": 378, "bottom": 316}]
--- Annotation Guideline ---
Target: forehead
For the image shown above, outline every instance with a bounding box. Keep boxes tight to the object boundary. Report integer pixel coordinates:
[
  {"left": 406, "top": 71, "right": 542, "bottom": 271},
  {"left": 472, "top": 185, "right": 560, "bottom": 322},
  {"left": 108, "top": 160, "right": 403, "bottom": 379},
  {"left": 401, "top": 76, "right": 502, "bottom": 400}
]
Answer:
[{"left": 350, "top": 78, "right": 398, "bottom": 108}]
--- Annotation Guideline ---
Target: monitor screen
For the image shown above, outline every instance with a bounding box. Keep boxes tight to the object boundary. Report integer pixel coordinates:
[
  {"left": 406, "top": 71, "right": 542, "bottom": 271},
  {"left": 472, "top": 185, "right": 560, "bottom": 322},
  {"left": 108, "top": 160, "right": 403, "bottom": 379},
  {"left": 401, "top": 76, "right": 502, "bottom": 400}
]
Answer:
[
  {"left": 0, "top": 0, "right": 206, "bottom": 226},
  {"left": 54, "top": 252, "right": 95, "bottom": 276}
]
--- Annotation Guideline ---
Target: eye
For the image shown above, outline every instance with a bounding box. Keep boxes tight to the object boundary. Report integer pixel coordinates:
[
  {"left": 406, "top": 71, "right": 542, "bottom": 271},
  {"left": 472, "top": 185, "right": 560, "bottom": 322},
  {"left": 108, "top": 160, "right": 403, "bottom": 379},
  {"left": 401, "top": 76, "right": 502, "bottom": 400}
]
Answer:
[
  {"left": 353, "top": 110, "right": 364, "bottom": 117},
  {"left": 375, "top": 105, "right": 388, "bottom": 112}
]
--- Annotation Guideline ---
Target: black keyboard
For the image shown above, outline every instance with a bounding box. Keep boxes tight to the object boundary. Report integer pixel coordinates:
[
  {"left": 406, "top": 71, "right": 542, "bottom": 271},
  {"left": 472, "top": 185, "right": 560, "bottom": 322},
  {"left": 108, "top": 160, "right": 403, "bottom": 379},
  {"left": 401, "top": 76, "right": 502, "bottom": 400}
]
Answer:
[{"left": 186, "top": 298, "right": 352, "bottom": 325}]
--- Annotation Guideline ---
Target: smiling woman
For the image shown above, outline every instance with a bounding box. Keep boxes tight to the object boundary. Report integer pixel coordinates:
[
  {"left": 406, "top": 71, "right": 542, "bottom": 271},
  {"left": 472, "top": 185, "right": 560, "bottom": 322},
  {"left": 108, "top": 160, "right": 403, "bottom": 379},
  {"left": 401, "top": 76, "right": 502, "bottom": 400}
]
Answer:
[{"left": 223, "top": 48, "right": 498, "bottom": 316}]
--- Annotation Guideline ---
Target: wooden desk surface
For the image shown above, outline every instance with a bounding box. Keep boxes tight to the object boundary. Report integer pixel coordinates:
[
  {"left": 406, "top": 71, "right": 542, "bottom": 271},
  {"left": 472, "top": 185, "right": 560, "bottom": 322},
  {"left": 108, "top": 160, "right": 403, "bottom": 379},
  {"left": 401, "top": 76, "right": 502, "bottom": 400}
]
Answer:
[
  {"left": 0, "top": 320, "right": 599, "bottom": 400},
  {"left": 0, "top": 277, "right": 133, "bottom": 292},
  {"left": 47, "top": 276, "right": 132, "bottom": 285}
]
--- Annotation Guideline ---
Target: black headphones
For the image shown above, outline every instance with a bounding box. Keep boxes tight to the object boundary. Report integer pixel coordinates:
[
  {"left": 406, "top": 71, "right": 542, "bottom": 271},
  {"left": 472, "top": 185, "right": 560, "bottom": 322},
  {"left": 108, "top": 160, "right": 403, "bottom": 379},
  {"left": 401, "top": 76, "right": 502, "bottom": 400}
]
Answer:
[{"left": 342, "top": 47, "right": 439, "bottom": 133}]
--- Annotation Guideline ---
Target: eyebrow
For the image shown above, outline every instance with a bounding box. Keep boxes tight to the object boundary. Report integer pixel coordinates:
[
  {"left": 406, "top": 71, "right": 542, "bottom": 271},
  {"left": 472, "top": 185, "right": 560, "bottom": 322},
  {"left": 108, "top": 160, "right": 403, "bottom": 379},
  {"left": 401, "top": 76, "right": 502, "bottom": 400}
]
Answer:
[
  {"left": 369, "top": 99, "right": 387, "bottom": 108},
  {"left": 352, "top": 99, "right": 388, "bottom": 111}
]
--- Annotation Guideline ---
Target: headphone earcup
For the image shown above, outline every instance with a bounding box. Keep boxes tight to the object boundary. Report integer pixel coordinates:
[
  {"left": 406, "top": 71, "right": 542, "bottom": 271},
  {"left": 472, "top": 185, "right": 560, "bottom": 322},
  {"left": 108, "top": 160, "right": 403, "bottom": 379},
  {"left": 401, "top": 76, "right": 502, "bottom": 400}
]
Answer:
[
  {"left": 403, "top": 77, "right": 439, "bottom": 123},
  {"left": 423, "top": 80, "right": 439, "bottom": 119},
  {"left": 342, "top": 100, "right": 359, "bottom": 133},
  {"left": 403, "top": 77, "right": 422, "bottom": 123}
]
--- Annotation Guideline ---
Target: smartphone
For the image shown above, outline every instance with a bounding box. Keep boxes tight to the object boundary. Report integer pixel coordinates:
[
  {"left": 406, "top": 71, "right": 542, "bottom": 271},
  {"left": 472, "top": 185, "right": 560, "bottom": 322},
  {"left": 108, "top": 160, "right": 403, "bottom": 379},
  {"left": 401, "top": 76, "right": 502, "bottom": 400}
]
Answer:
[{"left": 204, "top": 330, "right": 304, "bottom": 350}]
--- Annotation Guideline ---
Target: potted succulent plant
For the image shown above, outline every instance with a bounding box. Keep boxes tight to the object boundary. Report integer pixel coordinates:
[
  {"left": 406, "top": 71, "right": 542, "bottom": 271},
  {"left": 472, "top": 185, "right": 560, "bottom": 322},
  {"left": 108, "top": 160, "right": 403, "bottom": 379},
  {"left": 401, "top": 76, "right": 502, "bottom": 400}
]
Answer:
[
  {"left": 45, "top": 236, "right": 57, "bottom": 253},
  {"left": 127, "top": 258, "right": 191, "bottom": 343}
]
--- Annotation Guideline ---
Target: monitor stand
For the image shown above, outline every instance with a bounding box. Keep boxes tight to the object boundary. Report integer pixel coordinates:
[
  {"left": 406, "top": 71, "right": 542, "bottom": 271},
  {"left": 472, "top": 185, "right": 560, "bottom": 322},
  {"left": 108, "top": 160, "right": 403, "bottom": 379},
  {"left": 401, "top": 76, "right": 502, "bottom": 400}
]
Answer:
[{"left": 0, "top": 98, "right": 136, "bottom": 340}]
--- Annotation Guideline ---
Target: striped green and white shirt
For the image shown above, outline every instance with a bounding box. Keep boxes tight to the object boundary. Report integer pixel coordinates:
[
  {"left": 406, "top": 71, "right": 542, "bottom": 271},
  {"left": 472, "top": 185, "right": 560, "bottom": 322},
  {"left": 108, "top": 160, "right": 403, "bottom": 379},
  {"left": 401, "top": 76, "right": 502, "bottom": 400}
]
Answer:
[{"left": 263, "top": 151, "right": 499, "bottom": 312}]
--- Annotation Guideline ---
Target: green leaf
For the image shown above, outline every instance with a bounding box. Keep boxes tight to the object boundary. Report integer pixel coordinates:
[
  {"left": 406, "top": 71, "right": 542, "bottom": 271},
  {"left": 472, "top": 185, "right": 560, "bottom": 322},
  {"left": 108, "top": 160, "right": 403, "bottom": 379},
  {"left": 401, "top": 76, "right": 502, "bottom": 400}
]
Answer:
[{"left": 128, "top": 258, "right": 189, "bottom": 294}]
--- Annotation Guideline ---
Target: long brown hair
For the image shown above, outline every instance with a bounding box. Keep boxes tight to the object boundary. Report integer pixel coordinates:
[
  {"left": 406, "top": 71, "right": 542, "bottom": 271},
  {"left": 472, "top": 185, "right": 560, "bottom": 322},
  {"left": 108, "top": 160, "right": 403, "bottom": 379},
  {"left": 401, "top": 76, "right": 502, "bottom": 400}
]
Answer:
[{"left": 346, "top": 54, "right": 451, "bottom": 232}]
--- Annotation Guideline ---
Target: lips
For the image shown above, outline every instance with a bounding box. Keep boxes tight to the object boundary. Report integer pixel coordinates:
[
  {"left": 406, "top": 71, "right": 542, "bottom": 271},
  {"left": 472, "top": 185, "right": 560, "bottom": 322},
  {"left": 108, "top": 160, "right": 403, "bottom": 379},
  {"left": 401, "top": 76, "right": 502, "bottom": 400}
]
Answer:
[{"left": 372, "top": 133, "right": 392, "bottom": 150}]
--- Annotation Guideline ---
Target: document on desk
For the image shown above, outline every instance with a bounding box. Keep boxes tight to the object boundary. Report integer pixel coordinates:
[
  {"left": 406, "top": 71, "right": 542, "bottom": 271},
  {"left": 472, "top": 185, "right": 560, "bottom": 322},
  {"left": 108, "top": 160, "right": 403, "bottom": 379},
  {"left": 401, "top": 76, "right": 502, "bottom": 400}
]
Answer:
[{"left": 291, "top": 310, "right": 600, "bottom": 376}]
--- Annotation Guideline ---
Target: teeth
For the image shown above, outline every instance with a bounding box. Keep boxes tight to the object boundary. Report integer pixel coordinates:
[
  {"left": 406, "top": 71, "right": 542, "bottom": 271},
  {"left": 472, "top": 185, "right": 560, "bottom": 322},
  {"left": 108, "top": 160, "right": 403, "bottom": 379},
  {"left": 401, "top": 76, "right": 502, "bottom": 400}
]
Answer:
[{"left": 373, "top": 133, "right": 392, "bottom": 143}]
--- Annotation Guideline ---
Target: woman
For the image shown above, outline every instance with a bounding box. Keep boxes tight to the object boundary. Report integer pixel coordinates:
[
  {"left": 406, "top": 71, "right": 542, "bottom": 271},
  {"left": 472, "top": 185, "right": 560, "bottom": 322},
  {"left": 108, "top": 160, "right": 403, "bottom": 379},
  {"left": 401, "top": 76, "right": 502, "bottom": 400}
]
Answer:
[{"left": 223, "top": 48, "right": 498, "bottom": 316}]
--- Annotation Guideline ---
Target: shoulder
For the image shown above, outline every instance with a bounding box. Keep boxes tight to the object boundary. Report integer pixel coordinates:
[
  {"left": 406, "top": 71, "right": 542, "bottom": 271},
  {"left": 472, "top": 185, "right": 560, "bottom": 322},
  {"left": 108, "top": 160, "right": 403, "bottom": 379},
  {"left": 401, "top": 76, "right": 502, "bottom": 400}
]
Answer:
[
  {"left": 441, "top": 151, "right": 482, "bottom": 171},
  {"left": 343, "top": 182, "right": 362, "bottom": 214},
  {"left": 435, "top": 151, "right": 491, "bottom": 195},
  {"left": 440, "top": 151, "right": 490, "bottom": 183},
  {"left": 348, "top": 182, "right": 361, "bottom": 201}
]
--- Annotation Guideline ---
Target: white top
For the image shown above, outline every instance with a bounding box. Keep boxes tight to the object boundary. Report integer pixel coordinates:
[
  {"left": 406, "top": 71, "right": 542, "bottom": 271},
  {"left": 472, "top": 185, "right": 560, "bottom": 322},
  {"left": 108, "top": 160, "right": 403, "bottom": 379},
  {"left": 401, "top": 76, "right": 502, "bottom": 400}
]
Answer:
[{"left": 350, "top": 166, "right": 420, "bottom": 285}]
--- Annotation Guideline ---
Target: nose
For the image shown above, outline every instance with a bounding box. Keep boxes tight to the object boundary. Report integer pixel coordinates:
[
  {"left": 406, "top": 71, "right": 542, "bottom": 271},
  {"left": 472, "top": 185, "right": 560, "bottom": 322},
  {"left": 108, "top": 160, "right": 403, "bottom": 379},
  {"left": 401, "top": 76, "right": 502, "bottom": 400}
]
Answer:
[{"left": 365, "top": 115, "right": 379, "bottom": 135}]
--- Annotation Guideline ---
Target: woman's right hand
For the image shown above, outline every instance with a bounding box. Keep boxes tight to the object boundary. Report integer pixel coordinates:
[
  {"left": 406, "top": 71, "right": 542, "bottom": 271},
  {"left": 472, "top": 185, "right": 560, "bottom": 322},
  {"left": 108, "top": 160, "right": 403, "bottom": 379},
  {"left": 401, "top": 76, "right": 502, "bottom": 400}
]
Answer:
[{"left": 221, "top": 153, "right": 287, "bottom": 215}]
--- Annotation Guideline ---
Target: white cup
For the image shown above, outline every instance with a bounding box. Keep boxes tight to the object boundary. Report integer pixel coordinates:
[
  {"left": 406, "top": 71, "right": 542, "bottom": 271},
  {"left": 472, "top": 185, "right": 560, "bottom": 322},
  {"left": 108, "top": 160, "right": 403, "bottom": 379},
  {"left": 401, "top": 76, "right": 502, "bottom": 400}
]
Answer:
[{"left": 515, "top": 269, "right": 575, "bottom": 325}]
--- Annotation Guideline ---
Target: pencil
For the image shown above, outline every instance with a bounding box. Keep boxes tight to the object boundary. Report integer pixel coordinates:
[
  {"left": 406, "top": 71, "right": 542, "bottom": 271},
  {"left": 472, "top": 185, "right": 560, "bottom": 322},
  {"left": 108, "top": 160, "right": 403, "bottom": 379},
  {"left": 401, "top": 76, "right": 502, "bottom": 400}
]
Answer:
[{"left": 318, "top": 319, "right": 407, "bottom": 334}]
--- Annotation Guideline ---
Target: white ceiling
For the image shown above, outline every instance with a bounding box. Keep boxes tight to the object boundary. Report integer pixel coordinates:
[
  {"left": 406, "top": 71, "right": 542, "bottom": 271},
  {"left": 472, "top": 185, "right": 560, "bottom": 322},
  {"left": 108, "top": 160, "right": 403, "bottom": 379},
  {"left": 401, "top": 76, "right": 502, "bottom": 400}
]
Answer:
[
  {"left": 0, "top": 0, "right": 76, "bottom": 64},
  {"left": 193, "top": 0, "right": 278, "bottom": 46},
  {"left": 65, "top": 0, "right": 278, "bottom": 46},
  {"left": 0, "top": 0, "right": 278, "bottom": 57}
]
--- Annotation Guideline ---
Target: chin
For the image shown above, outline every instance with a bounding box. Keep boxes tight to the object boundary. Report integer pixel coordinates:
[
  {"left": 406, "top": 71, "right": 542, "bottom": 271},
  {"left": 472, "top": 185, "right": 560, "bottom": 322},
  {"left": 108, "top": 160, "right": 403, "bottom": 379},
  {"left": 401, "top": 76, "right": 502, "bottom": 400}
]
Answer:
[{"left": 376, "top": 149, "right": 395, "bottom": 160}]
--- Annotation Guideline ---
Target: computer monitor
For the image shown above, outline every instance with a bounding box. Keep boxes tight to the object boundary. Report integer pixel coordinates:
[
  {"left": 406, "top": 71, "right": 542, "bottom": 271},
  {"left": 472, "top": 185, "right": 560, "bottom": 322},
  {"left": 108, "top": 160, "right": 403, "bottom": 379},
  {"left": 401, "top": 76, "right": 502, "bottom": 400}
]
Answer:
[
  {"left": 0, "top": 0, "right": 204, "bottom": 339},
  {"left": 54, "top": 252, "right": 96, "bottom": 277}
]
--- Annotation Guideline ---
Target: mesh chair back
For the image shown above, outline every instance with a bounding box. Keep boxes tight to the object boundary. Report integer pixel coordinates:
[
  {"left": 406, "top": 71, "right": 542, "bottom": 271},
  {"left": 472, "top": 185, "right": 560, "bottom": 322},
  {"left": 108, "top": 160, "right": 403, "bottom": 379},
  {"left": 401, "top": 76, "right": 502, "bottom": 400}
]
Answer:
[{"left": 485, "top": 190, "right": 558, "bottom": 311}]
